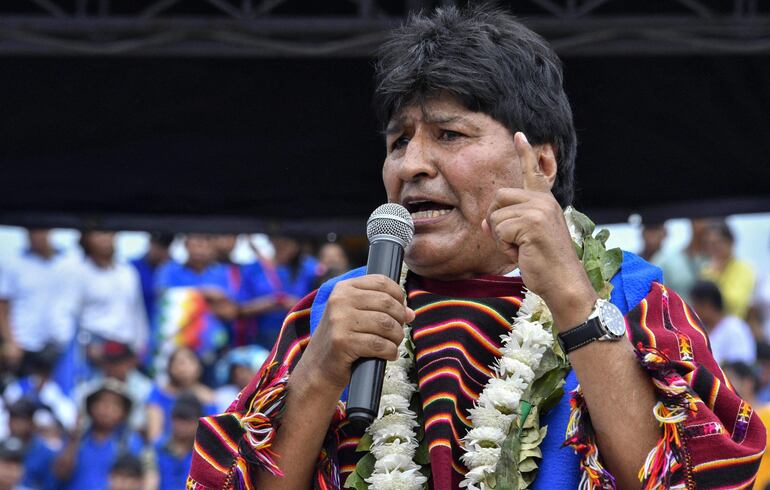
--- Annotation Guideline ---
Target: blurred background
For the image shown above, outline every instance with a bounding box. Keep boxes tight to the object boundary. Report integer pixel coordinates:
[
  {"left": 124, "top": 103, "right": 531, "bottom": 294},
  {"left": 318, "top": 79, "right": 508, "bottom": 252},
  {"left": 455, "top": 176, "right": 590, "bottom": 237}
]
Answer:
[{"left": 0, "top": 1, "right": 769, "bottom": 489}]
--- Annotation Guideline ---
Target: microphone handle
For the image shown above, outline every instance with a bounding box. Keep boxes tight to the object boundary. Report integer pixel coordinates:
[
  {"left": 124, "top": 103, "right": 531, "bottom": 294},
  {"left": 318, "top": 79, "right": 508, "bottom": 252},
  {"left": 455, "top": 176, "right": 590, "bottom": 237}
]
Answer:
[{"left": 346, "top": 238, "right": 405, "bottom": 426}]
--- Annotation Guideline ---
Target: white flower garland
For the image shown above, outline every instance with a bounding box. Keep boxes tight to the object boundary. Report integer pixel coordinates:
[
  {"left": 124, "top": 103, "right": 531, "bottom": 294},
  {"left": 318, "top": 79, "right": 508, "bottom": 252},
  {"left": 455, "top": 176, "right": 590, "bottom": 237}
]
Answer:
[
  {"left": 459, "top": 291, "right": 553, "bottom": 490},
  {"left": 364, "top": 208, "right": 587, "bottom": 490}
]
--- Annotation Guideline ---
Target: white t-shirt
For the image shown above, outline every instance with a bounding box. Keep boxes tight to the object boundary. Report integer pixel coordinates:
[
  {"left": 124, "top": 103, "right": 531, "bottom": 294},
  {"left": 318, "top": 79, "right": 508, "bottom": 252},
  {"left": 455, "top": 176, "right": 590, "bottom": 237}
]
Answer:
[
  {"left": 0, "top": 251, "right": 73, "bottom": 351},
  {"left": 58, "top": 258, "right": 149, "bottom": 353},
  {"left": 709, "top": 315, "right": 756, "bottom": 365}
]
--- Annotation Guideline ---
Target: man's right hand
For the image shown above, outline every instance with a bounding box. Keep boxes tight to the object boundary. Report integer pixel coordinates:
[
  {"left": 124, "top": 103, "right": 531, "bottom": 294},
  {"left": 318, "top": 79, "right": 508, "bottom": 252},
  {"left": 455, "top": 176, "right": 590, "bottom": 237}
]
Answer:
[{"left": 294, "top": 274, "right": 414, "bottom": 394}]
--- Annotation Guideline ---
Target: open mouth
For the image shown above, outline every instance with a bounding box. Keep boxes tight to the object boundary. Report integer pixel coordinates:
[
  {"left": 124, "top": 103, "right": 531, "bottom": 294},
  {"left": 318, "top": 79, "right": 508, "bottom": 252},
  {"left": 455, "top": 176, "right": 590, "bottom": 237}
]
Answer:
[{"left": 403, "top": 199, "right": 455, "bottom": 221}]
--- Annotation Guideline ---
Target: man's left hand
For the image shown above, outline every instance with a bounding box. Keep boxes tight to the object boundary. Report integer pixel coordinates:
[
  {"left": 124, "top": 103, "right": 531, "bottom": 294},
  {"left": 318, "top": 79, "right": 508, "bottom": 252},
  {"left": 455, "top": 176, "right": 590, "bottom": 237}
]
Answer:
[{"left": 482, "top": 132, "right": 597, "bottom": 331}]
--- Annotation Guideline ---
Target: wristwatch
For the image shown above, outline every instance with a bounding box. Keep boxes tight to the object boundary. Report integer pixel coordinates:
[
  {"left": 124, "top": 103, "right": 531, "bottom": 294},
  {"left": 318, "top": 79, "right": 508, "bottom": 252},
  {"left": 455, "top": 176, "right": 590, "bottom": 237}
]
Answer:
[{"left": 557, "top": 298, "right": 626, "bottom": 354}]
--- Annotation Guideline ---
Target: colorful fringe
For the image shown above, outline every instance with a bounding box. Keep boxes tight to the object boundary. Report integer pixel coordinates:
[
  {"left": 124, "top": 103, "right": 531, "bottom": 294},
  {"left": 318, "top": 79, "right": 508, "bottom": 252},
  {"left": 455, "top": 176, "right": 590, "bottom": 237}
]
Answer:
[
  {"left": 314, "top": 402, "right": 347, "bottom": 490},
  {"left": 564, "top": 386, "right": 616, "bottom": 490},
  {"left": 232, "top": 362, "right": 291, "bottom": 487},
  {"left": 634, "top": 345, "right": 696, "bottom": 489}
]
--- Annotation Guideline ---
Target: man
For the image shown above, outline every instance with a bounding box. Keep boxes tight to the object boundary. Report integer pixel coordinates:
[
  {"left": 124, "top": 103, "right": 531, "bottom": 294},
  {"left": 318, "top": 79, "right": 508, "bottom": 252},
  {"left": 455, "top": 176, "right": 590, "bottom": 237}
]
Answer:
[
  {"left": 0, "top": 229, "right": 71, "bottom": 374},
  {"left": 146, "top": 394, "right": 200, "bottom": 490},
  {"left": 690, "top": 280, "right": 756, "bottom": 364},
  {"left": 61, "top": 231, "right": 149, "bottom": 354},
  {"left": 639, "top": 222, "right": 666, "bottom": 264},
  {"left": 189, "top": 6, "right": 765, "bottom": 489},
  {"left": 131, "top": 232, "right": 174, "bottom": 323}
]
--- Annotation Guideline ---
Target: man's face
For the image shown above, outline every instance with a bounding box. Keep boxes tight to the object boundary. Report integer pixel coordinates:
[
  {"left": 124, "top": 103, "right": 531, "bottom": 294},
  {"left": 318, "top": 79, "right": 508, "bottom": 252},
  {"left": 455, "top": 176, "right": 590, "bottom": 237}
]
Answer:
[
  {"left": 84, "top": 231, "right": 115, "bottom": 260},
  {"left": 383, "top": 96, "right": 534, "bottom": 279},
  {"left": 705, "top": 229, "right": 732, "bottom": 262},
  {"left": 185, "top": 235, "right": 216, "bottom": 266},
  {"left": 89, "top": 391, "right": 128, "bottom": 431}
]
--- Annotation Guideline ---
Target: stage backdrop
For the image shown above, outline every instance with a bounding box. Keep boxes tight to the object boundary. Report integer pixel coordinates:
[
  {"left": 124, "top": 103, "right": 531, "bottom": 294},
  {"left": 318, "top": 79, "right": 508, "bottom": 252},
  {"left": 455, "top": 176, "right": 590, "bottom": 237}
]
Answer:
[{"left": 1, "top": 55, "right": 769, "bottom": 231}]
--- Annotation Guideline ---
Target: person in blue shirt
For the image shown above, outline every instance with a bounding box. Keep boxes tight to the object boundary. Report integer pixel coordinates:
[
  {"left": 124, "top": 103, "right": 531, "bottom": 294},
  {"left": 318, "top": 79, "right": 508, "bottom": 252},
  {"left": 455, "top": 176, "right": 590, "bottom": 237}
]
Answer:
[
  {"left": 147, "top": 393, "right": 200, "bottom": 490},
  {"left": 145, "top": 347, "right": 217, "bottom": 444},
  {"left": 130, "top": 233, "right": 174, "bottom": 326},
  {"left": 52, "top": 379, "right": 143, "bottom": 490},
  {"left": 108, "top": 454, "right": 144, "bottom": 490},
  {"left": 151, "top": 235, "right": 239, "bottom": 374},
  {"left": 238, "top": 234, "right": 321, "bottom": 349}
]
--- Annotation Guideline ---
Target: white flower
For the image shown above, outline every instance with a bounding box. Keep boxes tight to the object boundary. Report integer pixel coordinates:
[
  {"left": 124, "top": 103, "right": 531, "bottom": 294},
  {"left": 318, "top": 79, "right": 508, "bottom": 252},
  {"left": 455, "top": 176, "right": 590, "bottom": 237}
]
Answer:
[
  {"left": 371, "top": 423, "right": 416, "bottom": 446},
  {"left": 468, "top": 405, "right": 514, "bottom": 433},
  {"left": 463, "top": 426, "right": 506, "bottom": 448},
  {"left": 382, "top": 367, "right": 417, "bottom": 399},
  {"left": 461, "top": 447, "right": 501, "bottom": 469},
  {"left": 366, "top": 468, "right": 428, "bottom": 490},
  {"left": 378, "top": 394, "right": 414, "bottom": 418},
  {"left": 500, "top": 344, "right": 540, "bottom": 367},
  {"left": 374, "top": 453, "right": 417, "bottom": 473},
  {"left": 494, "top": 356, "right": 535, "bottom": 383},
  {"left": 371, "top": 439, "right": 418, "bottom": 460},
  {"left": 460, "top": 464, "right": 495, "bottom": 485},
  {"left": 478, "top": 383, "right": 522, "bottom": 414},
  {"left": 564, "top": 206, "right": 584, "bottom": 245}
]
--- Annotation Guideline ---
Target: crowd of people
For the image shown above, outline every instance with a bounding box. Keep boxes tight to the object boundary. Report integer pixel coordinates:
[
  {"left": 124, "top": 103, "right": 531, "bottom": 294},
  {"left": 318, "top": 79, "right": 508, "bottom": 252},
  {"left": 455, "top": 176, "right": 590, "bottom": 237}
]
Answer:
[
  {"left": 2, "top": 217, "right": 770, "bottom": 489},
  {"left": 642, "top": 218, "right": 770, "bottom": 487},
  {"left": 0, "top": 229, "right": 352, "bottom": 490}
]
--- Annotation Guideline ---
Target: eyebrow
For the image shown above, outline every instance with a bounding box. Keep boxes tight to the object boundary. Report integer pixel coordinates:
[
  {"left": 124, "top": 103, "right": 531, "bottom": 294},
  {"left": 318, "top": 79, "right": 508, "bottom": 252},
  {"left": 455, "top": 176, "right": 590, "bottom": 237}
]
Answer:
[{"left": 385, "top": 112, "right": 481, "bottom": 135}]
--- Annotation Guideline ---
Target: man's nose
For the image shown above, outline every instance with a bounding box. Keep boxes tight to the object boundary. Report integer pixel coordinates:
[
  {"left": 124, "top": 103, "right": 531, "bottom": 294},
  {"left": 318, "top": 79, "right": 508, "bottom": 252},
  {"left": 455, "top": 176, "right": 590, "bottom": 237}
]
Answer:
[{"left": 398, "top": 133, "right": 438, "bottom": 182}]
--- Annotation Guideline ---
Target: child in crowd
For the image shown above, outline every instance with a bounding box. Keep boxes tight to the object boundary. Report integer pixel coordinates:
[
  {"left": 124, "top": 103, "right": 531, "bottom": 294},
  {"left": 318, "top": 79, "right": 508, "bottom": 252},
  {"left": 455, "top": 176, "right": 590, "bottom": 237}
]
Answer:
[
  {"left": 146, "top": 393, "right": 200, "bottom": 490},
  {"left": 52, "top": 378, "right": 143, "bottom": 489},
  {"left": 213, "top": 345, "right": 269, "bottom": 412},
  {"left": 21, "top": 408, "right": 63, "bottom": 490},
  {"left": 3, "top": 346, "right": 76, "bottom": 432},
  {"left": 145, "top": 347, "right": 216, "bottom": 443},
  {"left": 108, "top": 454, "right": 145, "bottom": 490},
  {"left": 0, "top": 439, "right": 28, "bottom": 490}
]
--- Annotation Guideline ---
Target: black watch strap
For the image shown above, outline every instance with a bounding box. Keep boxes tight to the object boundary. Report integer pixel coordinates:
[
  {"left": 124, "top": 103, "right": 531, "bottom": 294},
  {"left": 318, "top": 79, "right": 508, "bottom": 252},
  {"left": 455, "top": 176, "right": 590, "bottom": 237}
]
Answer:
[{"left": 557, "top": 317, "right": 604, "bottom": 354}]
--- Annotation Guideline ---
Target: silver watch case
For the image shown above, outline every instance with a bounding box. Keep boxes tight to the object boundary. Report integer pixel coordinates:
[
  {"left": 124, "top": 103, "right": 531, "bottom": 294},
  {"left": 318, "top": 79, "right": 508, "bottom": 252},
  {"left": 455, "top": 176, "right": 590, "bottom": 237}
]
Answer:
[{"left": 592, "top": 299, "right": 626, "bottom": 340}]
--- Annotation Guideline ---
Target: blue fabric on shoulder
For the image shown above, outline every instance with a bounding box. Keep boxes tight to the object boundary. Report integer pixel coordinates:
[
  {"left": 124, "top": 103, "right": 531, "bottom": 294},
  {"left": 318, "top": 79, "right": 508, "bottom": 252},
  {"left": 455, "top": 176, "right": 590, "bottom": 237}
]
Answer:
[
  {"left": 533, "top": 251, "right": 661, "bottom": 489},
  {"left": 308, "top": 253, "right": 661, "bottom": 488}
]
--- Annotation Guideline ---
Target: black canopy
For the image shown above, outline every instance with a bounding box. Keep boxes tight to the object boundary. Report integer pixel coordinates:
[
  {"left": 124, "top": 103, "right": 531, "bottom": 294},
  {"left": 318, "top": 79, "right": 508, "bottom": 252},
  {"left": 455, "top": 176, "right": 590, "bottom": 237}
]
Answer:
[{"left": 2, "top": 54, "right": 769, "bottom": 232}]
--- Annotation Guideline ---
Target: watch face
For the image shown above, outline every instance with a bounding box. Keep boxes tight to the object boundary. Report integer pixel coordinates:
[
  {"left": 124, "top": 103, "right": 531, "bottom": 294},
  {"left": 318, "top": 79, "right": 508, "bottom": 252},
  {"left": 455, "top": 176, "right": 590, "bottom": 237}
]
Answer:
[{"left": 599, "top": 301, "right": 626, "bottom": 337}]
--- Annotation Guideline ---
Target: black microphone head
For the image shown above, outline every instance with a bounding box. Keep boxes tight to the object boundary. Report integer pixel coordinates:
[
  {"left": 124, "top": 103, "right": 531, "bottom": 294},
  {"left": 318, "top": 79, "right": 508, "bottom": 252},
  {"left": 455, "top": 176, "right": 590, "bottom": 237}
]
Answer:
[{"left": 366, "top": 203, "right": 414, "bottom": 248}]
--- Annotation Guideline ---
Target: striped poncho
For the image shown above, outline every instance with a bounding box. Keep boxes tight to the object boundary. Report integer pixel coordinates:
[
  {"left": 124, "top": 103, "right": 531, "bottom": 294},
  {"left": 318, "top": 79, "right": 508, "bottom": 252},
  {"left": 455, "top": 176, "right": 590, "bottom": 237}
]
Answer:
[{"left": 188, "top": 253, "right": 765, "bottom": 489}]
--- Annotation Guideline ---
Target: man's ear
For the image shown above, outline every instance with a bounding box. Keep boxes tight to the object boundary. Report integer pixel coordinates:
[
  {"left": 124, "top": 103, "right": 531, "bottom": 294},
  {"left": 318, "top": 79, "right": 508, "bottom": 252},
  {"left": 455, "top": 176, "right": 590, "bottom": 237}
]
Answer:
[{"left": 535, "top": 143, "right": 558, "bottom": 190}]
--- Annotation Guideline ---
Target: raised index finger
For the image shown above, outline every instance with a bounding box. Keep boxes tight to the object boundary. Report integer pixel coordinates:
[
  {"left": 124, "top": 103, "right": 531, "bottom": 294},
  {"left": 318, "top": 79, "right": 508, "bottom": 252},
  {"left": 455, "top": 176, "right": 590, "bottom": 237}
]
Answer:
[{"left": 515, "top": 132, "right": 550, "bottom": 193}]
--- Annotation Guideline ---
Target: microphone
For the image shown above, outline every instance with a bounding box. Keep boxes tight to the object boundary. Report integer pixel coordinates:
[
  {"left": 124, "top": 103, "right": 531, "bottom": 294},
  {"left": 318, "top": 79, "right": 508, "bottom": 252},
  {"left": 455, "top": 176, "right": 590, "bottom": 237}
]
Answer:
[{"left": 346, "top": 203, "right": 415, "bottom": 426}]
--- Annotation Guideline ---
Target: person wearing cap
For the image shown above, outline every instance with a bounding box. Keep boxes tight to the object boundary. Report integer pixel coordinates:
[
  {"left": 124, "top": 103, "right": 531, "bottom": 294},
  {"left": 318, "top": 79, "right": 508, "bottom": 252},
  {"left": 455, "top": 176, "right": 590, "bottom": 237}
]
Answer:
[
  {"left": 74, "top": 340, "right": 153, "bottom": 431},
  {"left": 53, "top": 378, "right": 144, "bottom": 490},
  {"left": 145, "top": 393, "right": 201, "bottom": 490},
  {"left": 189, "top": 6, "right": 765, "bottom": 490}
]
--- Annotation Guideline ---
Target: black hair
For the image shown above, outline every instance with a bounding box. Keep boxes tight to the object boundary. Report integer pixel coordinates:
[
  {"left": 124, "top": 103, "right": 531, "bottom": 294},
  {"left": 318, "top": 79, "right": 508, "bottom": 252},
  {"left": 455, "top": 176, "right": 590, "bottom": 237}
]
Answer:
[
  {"left": 171, "top": 392, "right": 204, "bottom": 420},
  {"left": 757, "top": 341, "right": 770, "bottom": 362},
  {"left": 722, "top": 361, "right": 759, "bottom": 387},
  {"left": 690, "top": 280, "right": 724, "bottom": 312},
  {"left": 110, "top": 454, "right": 144, "bottom": 478},
  {"left": 167, "top": 346, "right": 203, "bottom": 387},
  {"left": 710, "top": 220, "right": 735, "bottom": 243},
  {"left": 373, "top": 4, "right": 577, "bottom": 207},
  {"left": 150, "top": 232, "right": 175, "bottom": 248}
]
